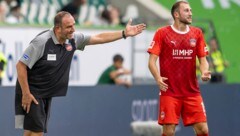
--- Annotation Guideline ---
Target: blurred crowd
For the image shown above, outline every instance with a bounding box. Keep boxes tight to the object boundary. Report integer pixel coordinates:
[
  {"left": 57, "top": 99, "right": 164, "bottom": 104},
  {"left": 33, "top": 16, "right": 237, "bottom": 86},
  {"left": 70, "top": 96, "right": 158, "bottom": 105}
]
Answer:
[
  {"left": 0, "top": 0, "right": 229, "bottom": 84},
  {"left": 196, "top": 33, "right": 229, "bottom": 83},
  {"left": 0, "top": 0, "right": 22, "bottom": 24},
  {"left": 0, "top": 0, "right": 141, "bottom": 26}
]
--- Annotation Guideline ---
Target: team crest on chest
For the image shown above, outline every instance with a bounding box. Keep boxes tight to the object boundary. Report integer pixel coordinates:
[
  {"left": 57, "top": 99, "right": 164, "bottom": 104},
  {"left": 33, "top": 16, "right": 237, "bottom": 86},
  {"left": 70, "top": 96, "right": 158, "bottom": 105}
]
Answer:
[
  {"left": 189, "top": 38, "right": 196, "bottom": 47},
  {"left": 65, "top": 44, "right": 73, "bottom": 51}
]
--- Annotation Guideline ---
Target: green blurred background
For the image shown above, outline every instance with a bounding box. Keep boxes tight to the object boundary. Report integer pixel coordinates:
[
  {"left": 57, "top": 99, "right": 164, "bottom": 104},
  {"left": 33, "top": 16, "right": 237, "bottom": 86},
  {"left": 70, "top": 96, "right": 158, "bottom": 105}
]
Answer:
[{"left": 156, "top": 0, "right": 240, "bottom": 83}]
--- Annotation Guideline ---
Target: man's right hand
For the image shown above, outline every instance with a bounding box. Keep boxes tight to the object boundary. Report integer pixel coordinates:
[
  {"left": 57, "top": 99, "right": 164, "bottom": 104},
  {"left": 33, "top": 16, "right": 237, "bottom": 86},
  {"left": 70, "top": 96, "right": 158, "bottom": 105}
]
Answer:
[
  {"left": 22, "top": 93, "right": 39, "bottom": 113},
  {"left": 157, "top": 77, "right": 168, "bottom": 91}
]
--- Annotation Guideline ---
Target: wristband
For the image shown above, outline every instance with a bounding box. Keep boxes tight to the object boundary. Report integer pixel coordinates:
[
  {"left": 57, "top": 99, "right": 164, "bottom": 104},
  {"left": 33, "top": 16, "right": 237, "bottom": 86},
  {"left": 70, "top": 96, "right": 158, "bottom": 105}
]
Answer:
[{"left": 122, "top": 30, "right": 127, "bottom": 39}]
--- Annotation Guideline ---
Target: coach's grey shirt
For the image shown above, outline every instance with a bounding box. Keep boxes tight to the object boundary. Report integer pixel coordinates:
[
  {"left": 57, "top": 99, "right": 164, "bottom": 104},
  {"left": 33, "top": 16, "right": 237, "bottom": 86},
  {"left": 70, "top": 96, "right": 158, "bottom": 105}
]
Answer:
[{"left": 16, "top": 28, "right": 90, "bottom": 98}]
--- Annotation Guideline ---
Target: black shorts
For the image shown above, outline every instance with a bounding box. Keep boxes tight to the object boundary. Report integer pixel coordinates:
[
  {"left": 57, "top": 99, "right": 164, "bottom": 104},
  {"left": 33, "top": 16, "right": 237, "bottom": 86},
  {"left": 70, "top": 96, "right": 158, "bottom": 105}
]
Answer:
[{"left": 15, "top": 94, "right": 52, "bottom": 133}]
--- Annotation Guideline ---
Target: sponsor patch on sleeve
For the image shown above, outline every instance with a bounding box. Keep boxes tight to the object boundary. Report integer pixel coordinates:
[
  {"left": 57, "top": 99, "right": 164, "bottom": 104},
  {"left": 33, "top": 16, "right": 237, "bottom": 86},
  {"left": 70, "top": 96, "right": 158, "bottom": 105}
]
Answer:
[
  {"left": 148, "top": 41, "right": 155, "bottom": 49},
  {"left": 22, "top": 54, "right": 30, "bottom": 61},
  {"left": 204, "top": 47, "right": 208, "bottom": 52}
]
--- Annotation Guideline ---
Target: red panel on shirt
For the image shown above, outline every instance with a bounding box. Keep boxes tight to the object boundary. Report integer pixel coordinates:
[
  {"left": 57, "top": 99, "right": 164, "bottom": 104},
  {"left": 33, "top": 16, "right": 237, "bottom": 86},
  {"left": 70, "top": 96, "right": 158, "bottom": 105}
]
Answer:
[{"left": 148, "top": 26, "right": 208, "bottom": 97}]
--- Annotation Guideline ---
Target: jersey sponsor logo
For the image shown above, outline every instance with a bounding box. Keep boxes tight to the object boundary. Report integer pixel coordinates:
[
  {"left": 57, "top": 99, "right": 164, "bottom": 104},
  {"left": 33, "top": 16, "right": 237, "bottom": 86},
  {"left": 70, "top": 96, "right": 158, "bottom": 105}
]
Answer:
[
  {"left": 189, "top": 38, "right": 196, "bottom": 47},
  {"left": 148, "top": 41, "right": 155, "bottom": 49},
  {"left": 47, "top": 54, "right": 56, "bottom": 61},
  {"left": 172, "top": 49, "right": 193, "bottom": 56},
  {"left": 65, "top": 44, "right": 73, "bottom": 51},
  {"left": 22, "top": 54, "right": 29, "bottom": 61},
  {"left": 172, "top": 49, "right": 193, "bottom": 59}
]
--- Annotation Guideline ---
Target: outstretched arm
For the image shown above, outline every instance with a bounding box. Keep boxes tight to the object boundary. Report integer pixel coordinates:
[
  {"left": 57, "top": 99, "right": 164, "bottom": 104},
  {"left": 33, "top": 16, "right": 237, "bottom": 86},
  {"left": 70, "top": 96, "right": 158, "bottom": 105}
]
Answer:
[
  {"left": 87, "top": 19, "right": 146, "bottom": 45},
  {"left": 148, "top": 54, "right": 168, "bottom": 91}
]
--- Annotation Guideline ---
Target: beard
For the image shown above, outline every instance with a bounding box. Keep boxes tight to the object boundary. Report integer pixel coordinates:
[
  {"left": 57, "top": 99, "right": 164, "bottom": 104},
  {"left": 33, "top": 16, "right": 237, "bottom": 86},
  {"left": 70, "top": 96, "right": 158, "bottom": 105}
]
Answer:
[{"left": 179, "top": 15, "right": 192, "bottom": 25}]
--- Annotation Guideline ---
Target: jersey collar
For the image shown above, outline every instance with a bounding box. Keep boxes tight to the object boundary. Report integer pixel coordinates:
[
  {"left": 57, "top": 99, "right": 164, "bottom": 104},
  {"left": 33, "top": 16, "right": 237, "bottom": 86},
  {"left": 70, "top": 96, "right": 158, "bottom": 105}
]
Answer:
[
  {"left": 170, "top": 25, "right": 190, "bottom": 34},
  {"left": 50, "top": 27, "right": 72, "bottom": 45},
  {"left": 50, "top": 27, "right": 60, "bottom": 44}
]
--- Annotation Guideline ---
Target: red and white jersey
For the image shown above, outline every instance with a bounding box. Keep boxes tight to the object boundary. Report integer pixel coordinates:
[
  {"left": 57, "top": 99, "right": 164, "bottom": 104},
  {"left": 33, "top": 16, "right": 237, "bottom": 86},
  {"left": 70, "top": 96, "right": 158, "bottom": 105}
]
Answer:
[{"left": 148, "top": 25, "right": 208, "bottom": 97}]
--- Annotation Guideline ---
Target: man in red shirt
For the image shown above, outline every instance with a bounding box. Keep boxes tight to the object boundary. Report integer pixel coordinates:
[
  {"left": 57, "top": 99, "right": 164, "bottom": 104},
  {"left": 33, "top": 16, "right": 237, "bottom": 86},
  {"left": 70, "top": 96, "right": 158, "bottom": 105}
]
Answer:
[{"left": 148, "top": 1, "right": 211, "bottom": 136}]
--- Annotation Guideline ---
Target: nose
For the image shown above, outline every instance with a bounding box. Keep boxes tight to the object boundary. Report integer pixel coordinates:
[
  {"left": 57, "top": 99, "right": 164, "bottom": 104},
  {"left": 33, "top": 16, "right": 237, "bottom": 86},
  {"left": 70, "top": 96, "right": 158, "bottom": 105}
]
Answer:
[
  {"left": 189, "top": 10, "right": 192, "bottom": 16},
  {"left": 71, "top": 26, "right": 75, "bottom": 32},
  {"left": 72, "top": 28, "right": 75, "bottom": 32}
]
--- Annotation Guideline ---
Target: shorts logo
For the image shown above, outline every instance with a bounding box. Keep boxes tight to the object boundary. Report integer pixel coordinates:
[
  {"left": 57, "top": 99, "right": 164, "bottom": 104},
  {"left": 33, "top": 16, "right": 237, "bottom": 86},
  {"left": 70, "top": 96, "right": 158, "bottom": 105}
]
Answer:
[
  {"left": 189, "top": 39, "right": 196, "bottom": 47},
  {"left": 65, "top": 44, "right": 73, "bottom": 51},
  {"left": 160, "top": 111, "right": 165, "bottom": 120},
  {"left": 23, "top": 54, "right": 29, "bottom": 61}
]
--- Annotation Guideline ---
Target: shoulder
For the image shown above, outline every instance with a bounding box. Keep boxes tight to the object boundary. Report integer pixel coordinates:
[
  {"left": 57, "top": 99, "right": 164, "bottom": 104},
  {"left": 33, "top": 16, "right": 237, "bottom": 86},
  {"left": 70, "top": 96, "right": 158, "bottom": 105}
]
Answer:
[
  {"left": 109, "top": 65, "right": 116, "bottom": 71},
  {"left": 74, "top": 32, "right": 84, "bottom": 39},
  {"left": 104, "top": 66, "right": 116, "bottom": 73},
  {"left": 156, "top": 26, "right": 169, "bottom": 32},
  {"left": 30, "top": 30, "right": 51, "bottom": 47},
  {"left": 155, "top": 26, "right": 171, "bottom": 36},
  {"left": 74, "top": 32, "right": 90, "bottom": 40},
  {"left": 189, "top": 26, "right": 202, "bottom": 34}
]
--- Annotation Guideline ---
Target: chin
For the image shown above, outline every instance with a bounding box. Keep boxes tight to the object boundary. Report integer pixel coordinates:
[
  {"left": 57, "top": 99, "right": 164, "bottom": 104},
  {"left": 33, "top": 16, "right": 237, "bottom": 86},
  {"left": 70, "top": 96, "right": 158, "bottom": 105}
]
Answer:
[
  {"left": 188, "top": 19, "right": 192, "bottom": 24},
  {"left": 68, "top": 35, "right": 74, "bottom": 39},
  {"left": 185, "top": 20, "right": 192, "bottom": 25}
]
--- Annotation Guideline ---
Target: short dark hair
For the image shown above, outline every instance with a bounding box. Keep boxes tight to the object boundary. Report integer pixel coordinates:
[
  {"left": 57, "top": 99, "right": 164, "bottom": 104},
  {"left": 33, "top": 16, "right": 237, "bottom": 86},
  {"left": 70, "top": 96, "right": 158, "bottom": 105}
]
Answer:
[
  {"left": 54, "top": 11, "right": 71, "bottom": 27},
  {"left": 171, "top": 1, "right": 189, "bottom": 20},
  {"left": 113, "top": 54, "right": 124, "bottom": 62}
]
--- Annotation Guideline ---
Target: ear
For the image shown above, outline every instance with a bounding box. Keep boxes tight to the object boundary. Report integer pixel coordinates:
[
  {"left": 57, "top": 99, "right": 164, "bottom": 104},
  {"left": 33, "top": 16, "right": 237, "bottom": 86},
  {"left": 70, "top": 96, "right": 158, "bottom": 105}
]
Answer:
[
  {"left": 174, "top": 11, "right": 179, "bottom": 19},
  {"left": 55, "top": 25, "right": 61, "bottom": 32}
]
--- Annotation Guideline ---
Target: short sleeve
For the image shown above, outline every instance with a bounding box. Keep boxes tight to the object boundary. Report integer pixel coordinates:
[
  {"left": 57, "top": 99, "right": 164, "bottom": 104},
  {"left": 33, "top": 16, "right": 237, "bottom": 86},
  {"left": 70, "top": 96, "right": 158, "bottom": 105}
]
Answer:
[
  {"left": 197, "top": 30, "right": 208, "bottom": 58},
  {"left": 19, "top": 39, "right": 44, "bottom": 69},
  {"left": 147, "top": 29, "right": 162, "bottom": 56},
  {"left": 74, "top": 33, "right": 90, "bottom": 51}
]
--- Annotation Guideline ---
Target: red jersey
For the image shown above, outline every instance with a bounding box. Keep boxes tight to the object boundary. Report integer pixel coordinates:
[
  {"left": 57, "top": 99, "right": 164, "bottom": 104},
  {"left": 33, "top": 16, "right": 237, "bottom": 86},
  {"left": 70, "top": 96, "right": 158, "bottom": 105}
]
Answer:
[{"left": 148, "top": 25, "right": 208, "bottom": 97}]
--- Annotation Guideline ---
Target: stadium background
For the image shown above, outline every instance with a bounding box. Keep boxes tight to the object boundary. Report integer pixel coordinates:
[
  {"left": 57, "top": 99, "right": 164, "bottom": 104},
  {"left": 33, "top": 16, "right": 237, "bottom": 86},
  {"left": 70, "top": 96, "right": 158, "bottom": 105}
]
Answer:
[{"left": 0, "top": 0, "right": 240, "bottom": 136}]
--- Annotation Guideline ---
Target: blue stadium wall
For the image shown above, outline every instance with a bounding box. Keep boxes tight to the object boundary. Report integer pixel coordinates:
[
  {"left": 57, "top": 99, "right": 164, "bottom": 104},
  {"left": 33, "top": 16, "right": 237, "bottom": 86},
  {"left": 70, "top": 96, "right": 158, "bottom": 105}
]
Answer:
[{"left": 1, "top": 84, "right": 240, "bottom": 136}]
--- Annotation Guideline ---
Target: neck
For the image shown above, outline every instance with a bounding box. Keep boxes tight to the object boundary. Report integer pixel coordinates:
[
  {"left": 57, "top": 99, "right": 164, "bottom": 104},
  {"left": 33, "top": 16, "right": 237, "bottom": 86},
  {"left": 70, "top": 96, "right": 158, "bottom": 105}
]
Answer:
[
  {"left": 173, "top": 21, "right": 188, "bottom": 32},
  {"left": 54, "top": 29, "right": 66, "bottom": 45}
]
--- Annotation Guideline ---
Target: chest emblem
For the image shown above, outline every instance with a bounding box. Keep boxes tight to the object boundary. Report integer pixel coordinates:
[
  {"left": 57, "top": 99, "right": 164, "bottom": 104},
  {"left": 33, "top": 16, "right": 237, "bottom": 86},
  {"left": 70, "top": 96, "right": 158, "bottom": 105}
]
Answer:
[
  {"left": 65, "top": 44, "right": 73, "bottom": 51},
  {"left": 189, "top": 38, "right": 196, "bottom": 47}
]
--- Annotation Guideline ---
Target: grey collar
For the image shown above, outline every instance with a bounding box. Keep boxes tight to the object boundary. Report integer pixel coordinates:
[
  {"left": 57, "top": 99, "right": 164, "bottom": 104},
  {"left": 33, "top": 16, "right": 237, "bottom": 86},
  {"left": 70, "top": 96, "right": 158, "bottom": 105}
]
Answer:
[
  {"left": 50, "top": 27, "right": 71, "bottom": 45},
  {"left": 50, "top": 27, "right": 60, "bottom": 44}
]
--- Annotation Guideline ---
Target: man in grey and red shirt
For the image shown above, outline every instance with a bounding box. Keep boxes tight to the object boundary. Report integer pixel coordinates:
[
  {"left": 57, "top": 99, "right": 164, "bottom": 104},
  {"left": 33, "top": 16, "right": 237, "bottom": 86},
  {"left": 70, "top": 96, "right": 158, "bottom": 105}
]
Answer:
[{"left": 15, "top": 11, "right": 146, "bottom": 136}]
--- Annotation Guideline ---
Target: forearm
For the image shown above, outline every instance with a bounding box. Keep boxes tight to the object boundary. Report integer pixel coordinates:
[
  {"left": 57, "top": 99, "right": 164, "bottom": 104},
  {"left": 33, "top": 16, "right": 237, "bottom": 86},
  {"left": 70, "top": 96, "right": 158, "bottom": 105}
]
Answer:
[
  {"left": 199, "top": 57, "right": 209, "bottom": 74},
  {"left": 114, "top": 78, "right": 131, "bottom": 87},
  {"left": 16, "top": 62, "right": 30, "bottom": 95},
  {"left": 110, "top": 71, "right": 121, "bottom": 78},
  {"left": 88, "top": 31, "right": 123, "bottom": 45},
  {"left": 148, "top": 61, "right": 161, "bottom": 82}
]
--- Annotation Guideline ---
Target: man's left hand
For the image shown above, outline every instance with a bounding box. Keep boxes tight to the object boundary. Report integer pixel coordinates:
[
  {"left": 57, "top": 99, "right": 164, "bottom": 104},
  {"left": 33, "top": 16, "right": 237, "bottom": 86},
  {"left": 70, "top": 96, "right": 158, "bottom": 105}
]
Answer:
[{"left": 124, "top": 18, "right": 146, "bottom": 37}]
